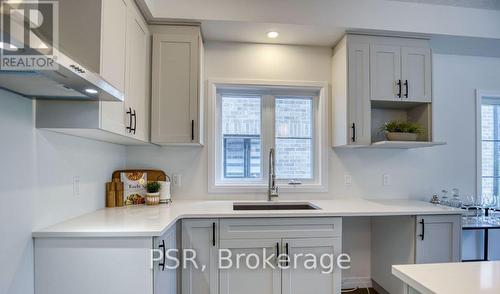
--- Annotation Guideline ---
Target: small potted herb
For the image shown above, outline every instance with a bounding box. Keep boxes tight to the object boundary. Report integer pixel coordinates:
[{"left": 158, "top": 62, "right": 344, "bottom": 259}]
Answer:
[
  {"left": 145, "top": 181, "right": 161, "bottom": 205},
  {"left": 379, "top": 120, "right": 423, "bottom": 141}
]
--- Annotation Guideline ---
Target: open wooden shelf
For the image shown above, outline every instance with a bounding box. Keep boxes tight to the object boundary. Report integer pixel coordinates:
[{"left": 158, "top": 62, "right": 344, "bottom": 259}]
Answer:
[{"left": 368, "top": 141, "right": 447, "bottom": 149}]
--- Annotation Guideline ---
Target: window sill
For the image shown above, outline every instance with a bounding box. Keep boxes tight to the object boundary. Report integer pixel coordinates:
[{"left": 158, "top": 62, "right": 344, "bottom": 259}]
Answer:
[{"left": 208, "top": 183, "right": 328, "bottom": 194}]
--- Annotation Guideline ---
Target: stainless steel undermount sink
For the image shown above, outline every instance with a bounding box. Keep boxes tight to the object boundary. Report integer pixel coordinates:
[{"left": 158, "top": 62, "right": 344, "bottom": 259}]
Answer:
[{"left": 233, "top": 202, "right": 320, "bottom": 211}]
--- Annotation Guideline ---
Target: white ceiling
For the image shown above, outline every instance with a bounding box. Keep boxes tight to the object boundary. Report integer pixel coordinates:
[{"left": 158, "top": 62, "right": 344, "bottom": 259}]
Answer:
[
  {"left": 138, "top": 0, "right": 500, "bottom": 49},
  {"left": 201, "top": 21, "right": 345, "bottom": 47},
  {"left": 389, "top": 0, "right": 500, "bottom": 10}
]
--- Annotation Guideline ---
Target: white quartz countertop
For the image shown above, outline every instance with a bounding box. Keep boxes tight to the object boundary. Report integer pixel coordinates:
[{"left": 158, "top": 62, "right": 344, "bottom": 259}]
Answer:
[
  {"left": 392, "top": 261, "right": 500, "bottom": 294},
  {"left": 32, "top": 199, "right": 462, "bottom": 238}
]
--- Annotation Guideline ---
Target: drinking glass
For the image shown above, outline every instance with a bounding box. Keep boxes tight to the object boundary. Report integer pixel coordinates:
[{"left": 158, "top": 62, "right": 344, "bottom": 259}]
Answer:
[{"left": 461, "top": 195, "right": 475, "bottom": 223}]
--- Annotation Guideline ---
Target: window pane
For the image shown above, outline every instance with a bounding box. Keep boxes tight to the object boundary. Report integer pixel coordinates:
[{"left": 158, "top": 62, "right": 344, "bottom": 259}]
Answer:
[
  {"left": 275, "top": 97, "right": 313, "bottom": 179},
  {"left": 221, "top": 96, "right": 261, "bottom": 179},
  {"left": 275, "top": 98, "right": 312, "bottom": 138},
  {"left": 482, "top": 105, "right": 494, "bottom": 140},
  {"left": 276, "top": 138, "right": 312, "bottom": 179},
  {"left": 482, "top": 103, "right": 500, "bottom": 198}
]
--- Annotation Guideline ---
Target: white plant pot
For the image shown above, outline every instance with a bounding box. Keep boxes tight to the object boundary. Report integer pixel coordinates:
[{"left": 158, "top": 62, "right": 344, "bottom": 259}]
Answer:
[
  {"left": 146, "top": 192, "right": 160, "bottom": 205},
  {"left": 386, "top": 132, "right": 418, "bottom": 141}
]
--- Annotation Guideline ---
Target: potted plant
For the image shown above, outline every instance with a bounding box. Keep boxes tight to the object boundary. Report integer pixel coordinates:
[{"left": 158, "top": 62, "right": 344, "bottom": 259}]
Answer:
[
  {"left": 379, "top": 120, "right": 423, "bottom": 141},
  {"left": 145, "top": 181, "right": 161, "bottom": 205}
]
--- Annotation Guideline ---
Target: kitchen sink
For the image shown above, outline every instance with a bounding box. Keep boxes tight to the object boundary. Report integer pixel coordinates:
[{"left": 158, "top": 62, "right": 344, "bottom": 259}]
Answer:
[{"left": 233, "top": 202, "right": 320, "bottom": 211}]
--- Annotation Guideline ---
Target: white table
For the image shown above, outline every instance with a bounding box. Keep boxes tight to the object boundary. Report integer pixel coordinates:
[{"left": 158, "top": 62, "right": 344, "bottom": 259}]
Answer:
[{"left": 392, "top": 261, "right": 500, "bottom": 294}]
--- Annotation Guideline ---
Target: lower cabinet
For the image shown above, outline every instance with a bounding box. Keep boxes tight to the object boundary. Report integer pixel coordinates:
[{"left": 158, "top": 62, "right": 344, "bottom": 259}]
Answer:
[
  {"left": 182, "top": 219, "right": 219, "bottom": 294},
  {"left": 218, "top": 218, "right": 343, "bottom": 294},
  {"left": 34, "top": 224, "right": 178, "bottom": 294},
  {"left": 181, "top": 217, "right": 343, "bottom": 294},
  {"left": 219, "top": 239, "right": 282, "bottom": 294},
  {"left": 371, "top": 214, "right": 461, "bottom": 294},
  {"left": 282, "top": 238, "right": 341, "bottom": 294},
  {"left": 154, "top": 224, "right": 179, "bottom": 294}
]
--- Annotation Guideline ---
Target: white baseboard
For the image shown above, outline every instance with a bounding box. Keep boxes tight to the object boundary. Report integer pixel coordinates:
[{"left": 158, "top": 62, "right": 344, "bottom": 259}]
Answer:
[{"left": 342, "top": 277, "right": 372, "bottom": 289}]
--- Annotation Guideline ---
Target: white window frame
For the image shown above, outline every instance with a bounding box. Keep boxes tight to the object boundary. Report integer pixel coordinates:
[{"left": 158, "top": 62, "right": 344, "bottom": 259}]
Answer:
[
  {"left": 208, "top": 79, "right": 329, "bottom": 193},
  {"left": 475, "top": 89, "right": 500, "bottom": 200}
]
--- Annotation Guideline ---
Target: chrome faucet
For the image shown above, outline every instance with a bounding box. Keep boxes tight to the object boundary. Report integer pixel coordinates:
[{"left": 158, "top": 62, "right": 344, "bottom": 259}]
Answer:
[{"left": 268, "top": 148, "right": 279, "bottom": 201}]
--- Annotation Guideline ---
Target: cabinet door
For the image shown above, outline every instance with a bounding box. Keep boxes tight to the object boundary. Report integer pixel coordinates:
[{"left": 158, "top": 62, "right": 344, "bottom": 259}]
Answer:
[
  {"left": 282, "top": 238, "right": 341, "bottom": 294},
  {"left": 35, "top": 237, "right": 153, "bottom": 294},
  {"left": 100, "top": 0, "right": 127, "bottom": 92},
  {"left": 401, "top": 47, "right": 432, "bottom": 103},
  {"left": 219, "top": 239, "right": 281, "bottom": 294},
  {"left": 415, "top": 215, "right": 461, "bottom": 264},
  {"left": 154, "top": 224, "right": 178, "bottom": 294},
  {"left": 182, "top": 219, "right": 219, "bottom": 294},
  {"left": 347, "top": 42, "right": 371, "bottom": 145},
  {"left": 370, "top": 45, "right": 401, "bottom": 101},
  {"left": 124, "top": 5, "right": 150, "bottom": 142},
  {"left": 99, "top": 0, "right": 127, "bottom": 135},
  {"left": 151, "top": 33, "right": 200, "bottom": 144}
]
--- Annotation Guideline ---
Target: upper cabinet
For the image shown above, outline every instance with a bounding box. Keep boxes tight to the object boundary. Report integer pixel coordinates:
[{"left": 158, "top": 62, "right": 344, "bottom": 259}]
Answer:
[
  {"left": 370, "top": 40, "right": 431, "bottom": 103},
  {"left": 332, "top": 34, "right": 441, "bottom": 148},
  {"left": 36, "top": 0, "right": 150, "bottom": 145},
  {"left": 332, "top": 37, "right": 371, "bottom": 146},
  {"left": 100, "top": 0, "right": 128, "bottom": 93},
  {"left": 150, "top": 26, "right": 205, "bottom": 146},
  {"left": 369, "top": 45, "right": 401, "bottom": 102},
  {"left": 401, "top": 47, "right": 432, "bottom": 103}
]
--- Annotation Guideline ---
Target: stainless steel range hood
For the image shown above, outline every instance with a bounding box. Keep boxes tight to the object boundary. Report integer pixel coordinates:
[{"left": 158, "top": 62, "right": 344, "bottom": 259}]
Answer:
[
  {"left": 0, "top": 4, "right": 124, "bottom": 102},
  {"left": 0, "top": 47, "right": 124, "bottom": 101}
]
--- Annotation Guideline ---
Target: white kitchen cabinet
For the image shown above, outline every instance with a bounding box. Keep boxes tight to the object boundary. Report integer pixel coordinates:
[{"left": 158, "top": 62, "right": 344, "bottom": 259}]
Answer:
[
  {"left": 371, "top": 214, "right": 461, "bottom": 294},
  {"left": 123, "top": 4, "right": 151, "bottom": 142},
  {"left": 415, "top": 215, "right": 461, "bottom": 264},
  {"left": 401, "top": 47, "right": 432, "bottom": 103},
  {"left": 154, "top": 224, "right": 179, "bottom": 294},
  {"left": 36, "top": 0, "right": 151, "bottom": 145},
  {"left": 282, "top": 238, "right": 341, "bottom": 294},
  {"left": 35, "top": 223, "right": 179, "bottom": 294},
  {"left": 100, "top": 0, "right": 128, "bottom": 93},
  {"left": 332, "top": 34, "right": 438, "bottom": 148},
  {"left": 35, "top": 237, "right": 154, "bottom": 294},
  {"left": 332, "top": 35, "right": 371, "bottom": 146},
  {"left": 370, "top": 45, "right": 401, "bottom": 102},
  {"left": 219, "top": 239, "right": 281, "bottom": 294},
  {"left": 218, "top": 218, "right": 342, "bottom": 294},
  {"left": 182, "top": 219, "right": 219, "bottom": 294},
  {"left": 369, "top": 39, "right": 431, "bottom": 103},
  {"left": 151, "top": 26, "right": 204, "bottom": 145}
]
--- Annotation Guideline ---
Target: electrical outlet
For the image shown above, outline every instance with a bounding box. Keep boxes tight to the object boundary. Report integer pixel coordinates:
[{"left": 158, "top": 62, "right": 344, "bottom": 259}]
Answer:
[
  {"left": 344, "top": 174, "right": 352, "bottom": 186},
  {"left": 172, "top": 174, "right": 182, "bottom": 187},
  {"left": 73, "top": 176, "right": 80, "bottom": 196},
  {"left": 383, "top": 174, "right": 391, "bottom": 186}
]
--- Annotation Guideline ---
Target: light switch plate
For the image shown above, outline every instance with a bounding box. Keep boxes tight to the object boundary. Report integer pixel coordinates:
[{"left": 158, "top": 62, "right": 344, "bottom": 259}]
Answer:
[{"left": 383, "top": 174, "right": 391, "bottom": 186}]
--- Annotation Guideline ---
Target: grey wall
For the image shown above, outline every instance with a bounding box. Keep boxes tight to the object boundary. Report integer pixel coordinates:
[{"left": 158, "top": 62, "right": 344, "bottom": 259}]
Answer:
[{"left": 0, "top": 90, "right": 126, "bottom": 294}]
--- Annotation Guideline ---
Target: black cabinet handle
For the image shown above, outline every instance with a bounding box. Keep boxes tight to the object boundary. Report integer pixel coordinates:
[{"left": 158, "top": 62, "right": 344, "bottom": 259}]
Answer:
[
  {"left": 126, "top": 107, "right": 133, "bottom": 133},
  {"left": 276, "top": 242, "right": 280, "bottom": 259},
  {"left": 418, "top": 219, "right": 425, "bottom": 241},
  {"left": 285, "top": 243, "right": 289, "bottom": 266},
  {"left": 397, "top": 80, "right": 402, "bottom": 98},
  {"left": 131, "top": 109, "right": 137, "bottom": 134},
  {"left": 191, "top": 120, "right": 195, "bottom": 141},
  {"left": 212, "top": 222, "right": 216, "bottom": 247},
  {"left": 351, "top": 123, "right": 356, "bottom": 142},
  {"left": 158, "top": 240, "right": 166, "bottom": 271},
  {"left": 404, "top": 80, "right": 409, "bottom": 98}
]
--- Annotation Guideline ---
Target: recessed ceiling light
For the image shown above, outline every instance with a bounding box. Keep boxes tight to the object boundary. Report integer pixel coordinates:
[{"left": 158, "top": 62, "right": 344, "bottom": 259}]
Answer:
[
  {"left": 85, "top": 88, "right": 98, "bottom": 94},
  {"left": 0, "top": 42, "right": 18, "bottom": 51},
  {"left": 267, "top": 31, "right": 279, "bottom": 39}
]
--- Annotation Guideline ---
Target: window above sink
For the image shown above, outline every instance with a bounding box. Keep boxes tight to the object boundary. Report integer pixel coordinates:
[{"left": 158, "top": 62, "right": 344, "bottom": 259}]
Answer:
[{"left": 207, "top": 79, "right": 329, "bottom": 193}]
